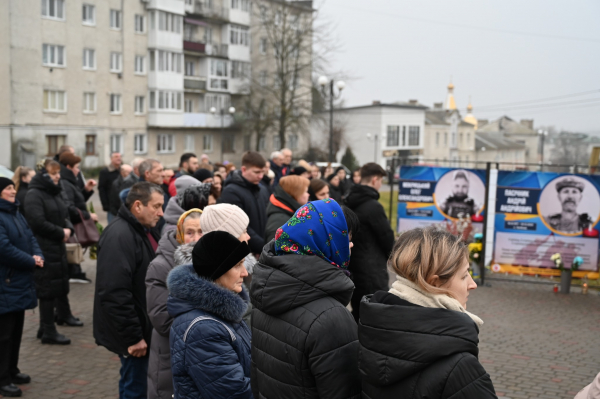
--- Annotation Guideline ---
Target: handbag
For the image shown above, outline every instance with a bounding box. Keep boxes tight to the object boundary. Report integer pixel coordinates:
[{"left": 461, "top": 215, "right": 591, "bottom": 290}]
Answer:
[
  {"left": 68, "top": 208, "right": 100, "bottom": 248},
  {"left": 66, "top": 243, "right": 84, "bottom": 264}
]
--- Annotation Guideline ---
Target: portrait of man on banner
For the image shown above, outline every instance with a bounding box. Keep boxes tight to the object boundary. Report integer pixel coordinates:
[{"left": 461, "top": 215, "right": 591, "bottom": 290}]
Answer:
[
  {"left": 542, "top": 176, "right": 596, "bottom": 234},
  {"left": 437, "top": 170, "right": 482, "bottom": 219}
]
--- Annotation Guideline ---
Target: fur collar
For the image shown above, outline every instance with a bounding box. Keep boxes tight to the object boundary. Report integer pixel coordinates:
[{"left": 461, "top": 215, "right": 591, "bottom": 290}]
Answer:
[
  {"left": 174, "top": 242, "right": 194, "bottom": 266},
  {"left": 167, "top": 264, "right": 247, "bottom": 323}
]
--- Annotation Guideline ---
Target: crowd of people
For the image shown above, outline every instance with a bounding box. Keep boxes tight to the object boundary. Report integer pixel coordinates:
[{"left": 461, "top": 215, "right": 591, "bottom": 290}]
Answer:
[{"left": 0, "top": 145, "right": 503, "bottom": 399}]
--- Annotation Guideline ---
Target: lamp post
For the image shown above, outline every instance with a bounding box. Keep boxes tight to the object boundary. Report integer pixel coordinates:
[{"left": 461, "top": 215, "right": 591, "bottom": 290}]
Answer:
[
  {"left": 318, "top": 76, "right": 345, "bottom": 163},
  {"left": 211, "top": 106, "right": 236, "bottom": 162},
  {"left": 538, "top": 129, "right": 548, "bottom": 171}
]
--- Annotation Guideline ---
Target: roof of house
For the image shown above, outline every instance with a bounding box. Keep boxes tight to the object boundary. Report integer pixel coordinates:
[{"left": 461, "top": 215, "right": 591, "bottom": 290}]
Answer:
[
  {"left": 475, "top": 132, "right": 527, "bottom": 151},
  {"left": 477, "top": 116, "right": 536, "bottom": 135},
  {"left": 330, "top": 102, "right": 429, "bottom": 113}
]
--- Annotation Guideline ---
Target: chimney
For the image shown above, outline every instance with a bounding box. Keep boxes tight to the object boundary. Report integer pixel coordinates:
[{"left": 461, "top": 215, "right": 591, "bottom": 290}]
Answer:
[
  {"left": 520, "top": 119, "right": 534, "bottom": 130},
  {"left": 433, "top": 102, "right": 443, "bottom": 110},
  {"left": 372, "top": 100, "right": 381, "bottom": 105},
  {"left": 408, "top": 99, "right": 418, "bottom": 105}
]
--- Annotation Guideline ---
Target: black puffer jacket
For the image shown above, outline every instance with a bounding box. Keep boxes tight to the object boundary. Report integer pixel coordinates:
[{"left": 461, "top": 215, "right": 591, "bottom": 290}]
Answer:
[
  {"left": 345, "top": 184, "right": 395, "bottom": 321},
  {"left": 93, "top": 204, "right": 159, "bottom": 356},
  {"left": 250, "top": 242, "right": 361, "bottom": 399},
  {"left": 24, "top": 173, "right": 72, "bottom": 299},
  {"left": 16, "top": 182, "right": 29, "bottom": 216},
  {"left": 359, "top": 291, "right": 497, "bottom": 399},
  {"left": 60, "top": 167, "right": 92, "bottom": 224},
  {"left": 263, "top": 185, "right": 301, "bottom": 243},
  {"left": 218, "top": 170, "right": 269, "bottom": 254}
]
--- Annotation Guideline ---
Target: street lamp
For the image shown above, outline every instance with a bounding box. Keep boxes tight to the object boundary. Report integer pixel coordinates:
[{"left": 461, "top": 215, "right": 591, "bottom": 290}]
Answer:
[
  {"left": 211, "top": 106, "right": 236, "bottom": 162},
  {"left": 319, "top": 76, "right": 345, "bottom": 162},
  {"left": 538, "top": 129, "right": 548, "bottom": 171}
]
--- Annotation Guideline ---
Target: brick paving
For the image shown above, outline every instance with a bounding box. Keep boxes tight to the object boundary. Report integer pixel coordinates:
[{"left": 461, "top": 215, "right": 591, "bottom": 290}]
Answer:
[{"left": 6, "top": 199, "right": 600, "bottom": 398}]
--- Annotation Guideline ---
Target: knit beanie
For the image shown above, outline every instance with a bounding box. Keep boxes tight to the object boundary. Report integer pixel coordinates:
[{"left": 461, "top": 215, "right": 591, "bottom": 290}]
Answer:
[
  {"left": 192, "top": 231, "right": 250, "bottom": 280},
  {"left": 279, "top": 175, "right": 310, "bottom": 203},
  {"left": 59, "top": 152, "right": 82, "bottom": 167},
  {"left": 193, "top": 168, "right": 214, "bottom": 183},
  {"left": 0, "top": 177, "right": 15, "bottom": 193},
  {"left": 200, "top": 204, "right": 249, "bottom": 238}
]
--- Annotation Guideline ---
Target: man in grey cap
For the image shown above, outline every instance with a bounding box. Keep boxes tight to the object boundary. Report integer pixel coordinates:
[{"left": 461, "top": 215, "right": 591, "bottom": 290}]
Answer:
[{"left": 545, "top": 176, "right": 593, "bottom": 233}]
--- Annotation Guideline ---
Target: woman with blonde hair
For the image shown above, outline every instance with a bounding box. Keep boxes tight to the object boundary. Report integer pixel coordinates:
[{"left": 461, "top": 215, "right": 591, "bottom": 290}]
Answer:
[
  {"left": 358, "top": 227, "right": 496, "bottom": 399},
  {"left": 263, "top": 175, "right": 310, "bottom": 242},
  {"left": 12, "top": 166, "right": 35, "bottom": 215}
]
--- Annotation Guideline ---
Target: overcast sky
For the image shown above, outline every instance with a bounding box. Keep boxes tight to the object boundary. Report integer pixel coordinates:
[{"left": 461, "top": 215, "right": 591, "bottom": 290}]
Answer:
[{"left": 315, "top": 0, "right": 600, "bottom": 134}]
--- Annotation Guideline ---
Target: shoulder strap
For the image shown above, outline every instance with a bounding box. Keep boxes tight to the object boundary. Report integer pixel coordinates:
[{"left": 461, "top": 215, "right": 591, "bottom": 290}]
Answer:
[{"left": 183, "top": 316, "right": 237, "bottom": 343}]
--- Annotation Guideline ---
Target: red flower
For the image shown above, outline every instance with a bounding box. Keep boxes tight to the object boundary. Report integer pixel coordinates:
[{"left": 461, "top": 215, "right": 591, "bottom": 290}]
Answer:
[
  {"left": 275, "top": 228, "right": 283, "bottom": 240},
  {"left": 291, "top": 244, "right": 299, "bottom": 251}
]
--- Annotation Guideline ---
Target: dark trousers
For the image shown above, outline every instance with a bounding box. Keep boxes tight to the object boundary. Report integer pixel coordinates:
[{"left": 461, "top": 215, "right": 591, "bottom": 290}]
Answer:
[
  {"left": 118, "top": 355, "right": 148, "bottom": 399},
  {"left": 0, "top": 311, "right": 25, "bottom": 386}
]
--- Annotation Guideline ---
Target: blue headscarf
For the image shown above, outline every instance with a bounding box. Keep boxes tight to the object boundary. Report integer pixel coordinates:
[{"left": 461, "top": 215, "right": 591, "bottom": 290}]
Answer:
[{"left": 274, "top": 199, "right": 350, "bottom": 269}]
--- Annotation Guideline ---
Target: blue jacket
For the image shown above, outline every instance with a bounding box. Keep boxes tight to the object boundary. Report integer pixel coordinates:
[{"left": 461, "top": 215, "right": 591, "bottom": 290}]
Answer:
[
  {"left": 0, "top": 198, "right": 43, "bottom": 315},
  {"left": 167, "top": 264, "right": 253, "bottom": 399}
]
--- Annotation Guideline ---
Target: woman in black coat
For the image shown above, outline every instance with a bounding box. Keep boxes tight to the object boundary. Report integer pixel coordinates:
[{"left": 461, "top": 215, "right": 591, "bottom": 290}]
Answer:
[
  {"left": 358, "top": 227, "right": 496, "bottom": 399},
  {"left": 24, "top": 161, "right": 73, "bottom": 345},
  {"left": 0, "top": 178, "right": 44, "bottom": 397},
  {"left": 251, "top": 199, "right": 362, "bottom": 399}
]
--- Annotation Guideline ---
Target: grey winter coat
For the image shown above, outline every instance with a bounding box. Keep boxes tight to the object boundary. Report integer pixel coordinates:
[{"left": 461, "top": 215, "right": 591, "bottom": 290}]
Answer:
[
  {"left": 161, "top": 197, "right": 185, "bottom": 236},
  {"left": 146, "top": 231, "right": 189, "bottom": 399}
]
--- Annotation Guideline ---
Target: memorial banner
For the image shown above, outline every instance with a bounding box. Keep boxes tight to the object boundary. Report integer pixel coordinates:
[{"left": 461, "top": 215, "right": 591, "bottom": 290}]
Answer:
[
  {"left": 397, "top": 166, "right": 487, "bottom": 233},
  {"left": 493, "top": 171, "right": 600, "bottom": 278}
]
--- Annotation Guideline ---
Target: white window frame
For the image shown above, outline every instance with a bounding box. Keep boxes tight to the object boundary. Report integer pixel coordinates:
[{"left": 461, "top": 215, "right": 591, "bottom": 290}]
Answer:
[
  {"left": 43, "top": 90, "right": 67, "bottom": 113},
  {"left": 259, "top": 37, "right": 267, "bottom": 54},
  {"left": 134, "top": 55, "right": 146, "bottom": 75},
  {"left": 185, "top": 61, "right": 195, "bottom": 76},
  {"left": 110, "top": 94, "right": 122, "bottom": 114},
  {"left": 134, "top": 134, "right": 148, "bottom": 155},
  {"left": 259, "top": 70, "right": 267, "bottom": 87},
  {"left": 82, "top": 48, "right": 96, "bottom": 70},
  {"left": 110, "top": 134, "right": 123, "bottom": 153},
  {"left": 135, "top": 14, "right": 145, "bottom": 33},
  {"left": 230, "top": 24, "right": 249, "bottom": 46},
  {"left": 83, "top": 92, "right": 96, "bottom": 113},
  {"left": 155, "top": 50, "right": 182, "bottom": 73},
  {"left": 157, "top": 134, "right": 175, "bottom": 154},
  {"left": 42, "top": 44, "right": 66, "bottom": 67},
  {"left": 110, "top": 52, "right": 123, "bottom": 73},
  {"left": 110, "top": 9, "right": 122, "bottom": 30},
  {"left": 386, "top": 126, "right": 400, "bottom": 147},
  {"left": 408, "top": 126, "right": 420, "bottom": 146},
  {"left": 82, "top": 4, "right": 95, "bottom": 25},
  {"left": 185, "top": 134, "right": 195, "bottom": 152},
  {"left": 148, "top": 91, "right": 183, "bottom": 111},
  {"left": 184, "top": 99, "right": 193, "bottom": 113},
  {"left": 135, "top": 96, "right": 145, "bottom": 115},
  {"left": 42, "top": 0, "right": 65, "bottom": 21},
  {"left": 203, "top": 134, "right": 213, "bottom": 152},
  {"left": 157, "top": 11, "right": 182, "bottom": 33},
  {"left": 209, "top": 59, "right": 229, "bottom": 91}
]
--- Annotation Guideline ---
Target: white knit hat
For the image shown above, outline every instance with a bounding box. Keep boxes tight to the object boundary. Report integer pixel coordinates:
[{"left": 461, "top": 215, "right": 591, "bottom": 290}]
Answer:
[{"left": 200, "top": 204, "right": 249, "bottom": 238}]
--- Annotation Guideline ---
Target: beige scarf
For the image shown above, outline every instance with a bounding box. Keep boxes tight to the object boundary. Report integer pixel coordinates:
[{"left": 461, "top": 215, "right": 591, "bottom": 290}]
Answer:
[{"left": 389, "top": 276, "right": 484, "bottom": 328}]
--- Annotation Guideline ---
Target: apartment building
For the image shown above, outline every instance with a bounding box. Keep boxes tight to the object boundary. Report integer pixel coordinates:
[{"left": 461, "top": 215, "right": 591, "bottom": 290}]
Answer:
[{"left": 1, "top": 0, "right": 149, "bottom": 168}]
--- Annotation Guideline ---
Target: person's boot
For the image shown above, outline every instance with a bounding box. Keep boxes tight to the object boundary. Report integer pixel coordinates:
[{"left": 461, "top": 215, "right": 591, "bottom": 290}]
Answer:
[
  {"left": 36, "top": 326, "right": 42, "bottom": 339},
  {"left": 0, "top": 383, "right": 22, "bottom": 397},
  {"left": 56, "top": 315, "right": 83, "bottom": 327},
  {"left": 40, "top": 324, "right": 71, "bottom": 345},
  {"left": 11, "top": 373, "right": 31, "bottom": 384}
]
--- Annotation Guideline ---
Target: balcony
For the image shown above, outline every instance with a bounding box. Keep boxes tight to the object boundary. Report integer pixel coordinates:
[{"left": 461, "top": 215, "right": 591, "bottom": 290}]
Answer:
[
  {"left": 206, "top": 43, "right": 228, "bottom": 58},
  {"left": 184, "top": 78, "right": 207, "bottom": 91},
  {"left": 187, "top": 0, "right": 229, "bottom": 23},
  {"left": 183, "top": 40, "right": 206, "bottom": 54}
]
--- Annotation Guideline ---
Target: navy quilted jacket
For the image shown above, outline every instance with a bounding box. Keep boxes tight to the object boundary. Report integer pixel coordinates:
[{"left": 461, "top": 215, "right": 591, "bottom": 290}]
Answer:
[{"left": 167, "top": 264, "right": 253, "bottom": 399}]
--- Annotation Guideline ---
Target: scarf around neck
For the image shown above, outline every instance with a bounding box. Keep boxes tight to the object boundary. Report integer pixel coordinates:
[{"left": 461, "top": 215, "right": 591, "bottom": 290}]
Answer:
[
  {"left": 389, "top": 276, "right": 484, "bottom": 327},
  {"left": 274, "top": 199, "right": 350, "bottom": 270}
]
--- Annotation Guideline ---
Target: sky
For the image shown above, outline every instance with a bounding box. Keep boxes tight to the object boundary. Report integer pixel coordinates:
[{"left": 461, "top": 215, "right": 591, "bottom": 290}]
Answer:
[{"left": 315, "top": 0, "right": 600, "bottom": 134}]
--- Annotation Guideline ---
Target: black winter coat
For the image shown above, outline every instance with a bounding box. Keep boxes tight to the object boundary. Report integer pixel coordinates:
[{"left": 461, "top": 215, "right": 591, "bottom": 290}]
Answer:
[
  {"left": 93, "top": 205, "right": 159, "bottom": 355},
  {"left": 263, "top": 185, "right": 301, "bottom": 243},
  {"left": 60, "top": 167, "right": 92, "bottom": 224},
  {"left": 250, "top": 242, "right": 362, "bottom": 399},
  {"left": 359, "top": 291, "right": 497, "bottom": 399},
  {"left": 345, "top": 184, "right": 395, "bottom": 321},
  {"left": 24, "top": 173, "right": 72, "bottom": 300},
  {"left": 98, "top": 166, "right": 120, "bottom": 212},
  {"left": 218, "top": 170, "right": 269, "bottom": 254},
  {"left": 16, "top": 182, "right": 29, "bottom": 216}
]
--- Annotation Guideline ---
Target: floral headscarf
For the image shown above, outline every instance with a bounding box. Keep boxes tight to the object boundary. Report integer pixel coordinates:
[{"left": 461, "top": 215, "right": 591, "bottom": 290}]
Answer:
[
  {"left": 176, "top": 208, "right": 203, "bottom": 244},
  {"left": 274, "top": 199, "right": 351, "bottom": 269}
]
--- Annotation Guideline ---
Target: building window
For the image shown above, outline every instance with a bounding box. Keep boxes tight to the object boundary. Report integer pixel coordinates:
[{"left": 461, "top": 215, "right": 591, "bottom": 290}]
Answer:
[
  {"left": 273, "top": 135, "right": 280, "bottom": 150},
  {"left": 110, "top": 94, "right": 122, "bottom": 114},
  {"left": 459, "top": 133, "right": 463, "bottom": 145},
  {"left": 231, "top": 61, "right": 250, "bottom": 79},
  {"left": 203, "top": 134, "right": 213, "bottom": 152},
  {"left": 259, "top": 38, "right": 267, "bottom": 55},
  {"left": 82, "top": 4, "right": 95, "bottom": 25},
  {"left": 204, "top": 94, "right": 230, "bottom": 112},
  {"left": 42, "top": 44, "right": 65, "bottom": 67},
  {"left": 134, "top": 55, "right": 145, "bottom": 74},
  {"left": 134, "top": 134, "right": 147, "bottom": 154},
  {"left": 151, "top": 50, "right": 182, "bottom": 73},
  {"left": 289, "top": 134, "right": 298, "bottom": 150},
  {"left": 185, "top": 61, "right": 195, "bottom": 76},
  {"left": 223, "top": 134, "right": 235, "bottom": 153},
  {"left": 467, "top": 133, "right": 471, "bottom": 144},
  {"left": 110, "top": 9, "right": 122, "bottom": 29},
  {"left": 386, "top": 126, "right": 400, "bottom": 147},
  {"left": 110, "top": 52, "right": 123, "bottom": 73},
  {"left": 149, "top": 91, "right": 183, "bottom": 111},
  {"left": 85, "top": 135, "right": 96, "bottom": 155},
  {"left": 43, "top": 90, "right": 66, "bottom": 112},
  {"left": 135, "top": 96, "right": 145, "bottom": 114},
  {"left": 153, "top": 10, "right": 182, "bottom": 33},
  {"left": 42, "top": 0, "right": 65, "bottom": 20},
  {"left": 82, "top": 48, "right": 96, "bottom": 70},
  {"left": 46, "top": 135, "right": 66, "bottom": 156},
  {"left": 408, "top": 126, "right": 420, "bottom": 146},
  {"left": 184, "top": 99, "right": 193, "bottom": 112},
  {"left": 204, "top": 27, "right": 213, "bottom": 43},
  {"left": 258, "top": 136, "right": 265, "bottom": 151},
  {"left": 210, "top": 59, "right": 229, "bottom": 90},
  {"left": 157, "top": 134, "right": 175, "bottom": 153},
  {"left": 444, "top": 132, "right": 448, "bottom": 145},
  {"left": 243, "top": 135, "right": 251, "bottom": 151},
  {"left": 230, "top": 24, "right": 249, "bottom": 46},
  {"left": 110, "top": 134, "right": 123, "bottom": 153},
  {"left": 185, "top": 134, "right": 195, "bottom": 152},
  {"left": 259, "top": 71, "right": 267, "bottom": 87},
  {"left": 83, "top": 92, "right": 96, "bottom": 113},
  {"left": 135, "top": 14, "right": 145, "bottom": 33}
]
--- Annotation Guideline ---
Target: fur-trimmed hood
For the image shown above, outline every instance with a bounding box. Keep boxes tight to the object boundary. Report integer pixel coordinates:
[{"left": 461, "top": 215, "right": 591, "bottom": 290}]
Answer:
[
  {"left": 174, "top": 242, "right": 194, "bottom": 266},
  {"left": 167, "top": 264, "right": 248, "bottom": 323}
]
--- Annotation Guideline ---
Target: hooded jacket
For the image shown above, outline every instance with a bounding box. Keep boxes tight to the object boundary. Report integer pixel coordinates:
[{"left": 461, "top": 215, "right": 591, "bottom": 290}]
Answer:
[
  {"left": 24, "top": 173, "right": 72, "bottom": 299},
  {"left": 358, "top": 291, "right": 496, "bottom": 399},
  {"left": 344, "top": 184, "right": 395, "bottom": 321},
  {"left": 168, "top": 264, "right": 253, "bottom": 399},
  {"left": 93, "top": 204, "right": 159, "bottom": 355},
  {"left": 60, "top": 166, "right": 92, "bottom": 224},
  {"left": 263, "top": 184, "right": 301, "bottom": 243},
  {"left": 250, "top": 242, "right": 362, "bottom": 399},
  {"left": 0, "top": 198, "right": 43, "bottom": 314},
  {"left": 162, "top": 196, "right": 185, "bottom": 236},
  {"left": 218, "top": 170, "right": 269, "bottom": 254}
]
